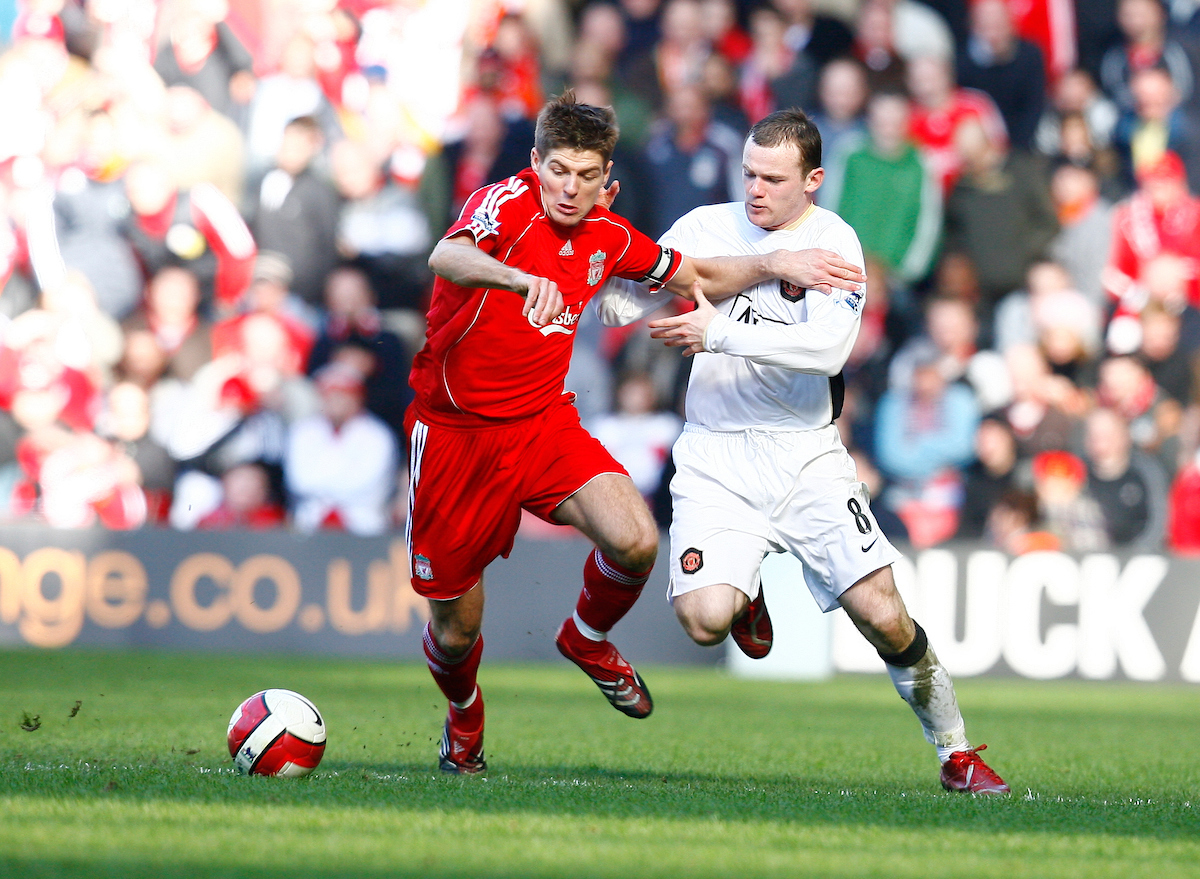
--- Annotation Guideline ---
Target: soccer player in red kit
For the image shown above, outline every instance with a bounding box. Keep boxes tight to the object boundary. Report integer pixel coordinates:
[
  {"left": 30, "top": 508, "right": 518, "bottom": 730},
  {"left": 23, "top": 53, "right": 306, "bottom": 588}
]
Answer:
[{"left": 407, "top": 91, "right": 865, "bottom": 774}]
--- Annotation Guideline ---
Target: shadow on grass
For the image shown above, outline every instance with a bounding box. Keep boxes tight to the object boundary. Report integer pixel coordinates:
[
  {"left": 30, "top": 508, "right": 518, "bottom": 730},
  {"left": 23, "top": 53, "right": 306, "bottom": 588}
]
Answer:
[{"left": 3, "top": 755, "right": 1193, "bottom": 843}]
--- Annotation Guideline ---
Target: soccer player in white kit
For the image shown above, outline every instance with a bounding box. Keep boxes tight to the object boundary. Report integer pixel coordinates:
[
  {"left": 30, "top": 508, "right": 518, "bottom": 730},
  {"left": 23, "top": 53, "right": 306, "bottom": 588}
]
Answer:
[{"left": 604, "top": 108, "right": 1009, "bottom": 794}]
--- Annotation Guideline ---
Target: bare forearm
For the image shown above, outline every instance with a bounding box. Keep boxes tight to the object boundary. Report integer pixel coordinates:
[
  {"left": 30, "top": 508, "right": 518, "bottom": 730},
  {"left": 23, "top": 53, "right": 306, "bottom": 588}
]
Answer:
[
  {"left": 664, "top": 254, "right": 774, "bottom": 299},
  {"left": 664, "top": 249, "right": 865, "bottom": 300},
  {"left": 428, "top": 238, "right": 529, "bottom": 292}
]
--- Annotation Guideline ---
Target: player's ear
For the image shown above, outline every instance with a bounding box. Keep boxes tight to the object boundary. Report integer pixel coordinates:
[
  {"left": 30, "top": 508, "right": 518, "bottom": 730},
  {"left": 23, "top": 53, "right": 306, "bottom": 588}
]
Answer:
[
  {"left": 530, "top": 147, "right": 540, "bottom": 171},
  {"left": 805, "top": 166, "right": 825, "bottom": 193},
  {"left": 602, "top": 160, "right": 613, "bottom": 185}
]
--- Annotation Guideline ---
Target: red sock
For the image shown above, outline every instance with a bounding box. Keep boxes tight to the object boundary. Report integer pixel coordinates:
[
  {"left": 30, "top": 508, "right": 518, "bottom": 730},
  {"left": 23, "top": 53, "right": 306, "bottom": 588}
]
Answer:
[
  {"left": 574, "top": 548, "right": 651, "bottom": 634},
  {"left": 423, "top": 623, "right": 483, "bottom": 705}
]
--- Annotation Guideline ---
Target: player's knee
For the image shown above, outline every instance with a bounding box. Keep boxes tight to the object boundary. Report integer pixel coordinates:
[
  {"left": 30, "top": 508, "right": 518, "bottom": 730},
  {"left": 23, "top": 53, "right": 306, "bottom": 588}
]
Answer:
[
  {"left": 674, "top": 602, "right": 730, "bottom": 647},
  {"left": 609, "top": 519, "right": 659, "bottom": 573},
  {"left": 429, "top": 620, "right": 481, "bottom": 657}
]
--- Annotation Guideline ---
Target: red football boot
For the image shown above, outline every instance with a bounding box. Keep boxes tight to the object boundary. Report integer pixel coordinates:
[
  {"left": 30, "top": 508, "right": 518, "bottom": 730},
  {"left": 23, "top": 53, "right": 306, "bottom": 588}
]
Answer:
[
  {"left": 730, "top": 589, "right": 772, "bottom": 659},
  {"left": 438, "top": 690, "right": 486, "bottom": 775},
  {"left": 555, "top": 617, "right": 653, "bottom": 719},
  {"left": 940, "top": 744, "right": 1010, "bottom": 795}
]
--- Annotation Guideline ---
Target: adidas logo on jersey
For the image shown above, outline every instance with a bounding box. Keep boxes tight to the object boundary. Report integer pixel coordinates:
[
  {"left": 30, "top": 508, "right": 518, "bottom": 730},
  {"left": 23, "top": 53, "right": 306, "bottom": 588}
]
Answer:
[{"left": 558, "top": 240, "right": 574, "bottom": 256}]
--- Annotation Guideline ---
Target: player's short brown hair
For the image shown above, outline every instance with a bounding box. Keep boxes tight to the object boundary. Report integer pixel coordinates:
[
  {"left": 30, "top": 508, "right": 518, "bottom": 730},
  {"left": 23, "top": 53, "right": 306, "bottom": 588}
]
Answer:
[
  {"left": 748, "top": 109, "right": 822, "bottom": 176},
  {"left": 535, "top": 90, "right": 619, "bottom": 164}
]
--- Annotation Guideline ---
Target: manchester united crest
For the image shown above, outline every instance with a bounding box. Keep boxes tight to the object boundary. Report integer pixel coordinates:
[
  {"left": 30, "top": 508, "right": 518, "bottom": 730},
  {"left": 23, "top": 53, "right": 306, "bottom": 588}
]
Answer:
[
  {"left": 587, "top": 250, "right": 607, "bottom": 286},
  {"left": 679, "top": 548, "right": 703, "bottom": 574}
]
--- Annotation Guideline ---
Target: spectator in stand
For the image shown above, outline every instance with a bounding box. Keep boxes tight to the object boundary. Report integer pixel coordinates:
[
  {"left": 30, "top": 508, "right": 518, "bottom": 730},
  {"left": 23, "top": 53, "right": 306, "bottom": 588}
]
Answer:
[
  {"left": 1102, "top": 150, "right": 1200, "bottom": 317},
  {"left": 1112, "top": 67, "right": 1200, "bottom": 192},
  {"left": 1139, "top": 299, "right": 1194, "bottom": 403},
  {"left": 121, "top": 266, "right": 213, "bottom": 383},
  {"left": 153, "top": 0, "right": 255, "bottom": 125},
  {"left": 246, "top": 32, "right": 343, "bottom": 178},
  {"left": 463, "top": 13, "right": 546, "bottom": 122},
  {"left": 1084, "top": 405, "right": 1169, "bottom": 548},
  {"left": 1001, "top": 343, "right": 1086, "bottom": 456},
  {"left": 809, "top": 57, "right": 870, "bottom": 170},
  {"left": 737, "top": 5, "right": 798, "bottom": 125},
  {"left": 646, "top": 0, "right": 713, "bottom": 106},
  {"left": 643, "top": 83, "right": 744, "bottom": 237},
  {"left": 232, "top": 251, "right": 321, "bottom": 346},
  {"left": 1035, "top": 67, "right": 1120, "bottom": 158},
  {"left": 285, "top": 360, "right": 397, "bottom": 535},
  {"left": 852, "top": 0, "right": 907, "bottom": 94},
  {"left": 590, "top": 371, "right": 683, "bottom": 508},
  {"left": 956, "top": 0, "right": 1047, "bottom": 150},
  {"left": 1048, "top": 162, "right": 1116, "bottom": 309},
  {"left": 822, "top": 90, "right": 942, "bottom": 289},
  {"left": 994, "top": 261, "right": 1103, "bottom": 369},
  {"left": 700, "top": 0, "right": 751, "bottom": 66},
  {"left": 772, "top": 0, "right": 853, "bottom": 71},
  {"left": 1030, "top": 449, "right": 1110, "bottom": 552},
  {"left": 906, "top": 54, "right": 1009, "bottom": 197},
  {"left": 1167, "top": 445, "right": 1200, "bottom": 552},
  {"left": 1096, "top": 353, "right": 1181, "bottom": 469},
  {"left": 39, "top": 270, "right": 124, "bottom": 389},
  {"left": 330, "top": 137, "right": 433, "bottom": 318},
  {"left": 985, "top": 488, "right": 1053, "bottom": 555},
  {"left": 164, "top": 348, "right": 292, "bottom": 530},
  {"left": 99, "top": 380, "right": 175, "bottom": 524},
  {"left": 123, "top": 159, "right": 256, "bottom": 316},
  {"left": 197, "top": 460, "right": 286, "bottom": 529},
  {"left": 210, "top": 311, "right": 318, "bottom": 433},
  {"left": 36, "top": 430, "right": 149, "bottom": 530},
  {"left": 875, "top": 347, "right": 981, "bottom": 548},
  {"left": 247, "top": 115, "right": 342, "bottom": 308},
  {"left": 307, "top": 265, "right": 411, "bottom": 444},
  {"left": 956, "top": 415, "right": 1021, "bottom": 541},
  {"left": 439, "top": 94, "right": 536, "bottom": 230},
  {"left": 618, "top": 0, "right": 664, "bottom": 66},
  {"left": 890, "top": 294, "right": 1011, "bottom": 414},
  {"left": 1099, "top": 0, "right": 1195, "bottom": 111},
  {"left": 943, "top": 117, "right": 1059, "bottom": 329},
  {"left": 572, "top": 8, "right": 655, "bottom": 148},
  {"left": 882, "top": 0, "right": 956, "bottom": 64},
  {"left": 26, "top": 109, "right": 142, "bottom": 321},
  {"left": 161, "top": 85, "right": 247, "bottom": 208},
  {"left": 699, "top": 52, "right": 751, "bottom": 136}
]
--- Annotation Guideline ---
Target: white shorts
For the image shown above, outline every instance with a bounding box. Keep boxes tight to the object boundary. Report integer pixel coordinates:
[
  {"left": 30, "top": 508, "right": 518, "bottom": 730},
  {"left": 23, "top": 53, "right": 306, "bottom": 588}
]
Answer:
[{"left": 667, "top": 423, "right": 901, "bottom": 612}]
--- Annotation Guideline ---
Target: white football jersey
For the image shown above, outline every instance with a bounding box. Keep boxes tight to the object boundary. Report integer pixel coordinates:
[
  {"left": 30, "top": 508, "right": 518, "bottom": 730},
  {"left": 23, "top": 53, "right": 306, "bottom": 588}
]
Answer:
[{"left": 660, "top": 201, "right": 866, "bottom": 431}]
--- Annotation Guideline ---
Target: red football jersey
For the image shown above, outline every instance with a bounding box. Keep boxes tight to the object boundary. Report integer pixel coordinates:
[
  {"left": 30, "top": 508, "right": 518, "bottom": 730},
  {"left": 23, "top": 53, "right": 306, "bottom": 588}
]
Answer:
[{"left": 411, "top": 167, "right": 680, "bottom": 425}]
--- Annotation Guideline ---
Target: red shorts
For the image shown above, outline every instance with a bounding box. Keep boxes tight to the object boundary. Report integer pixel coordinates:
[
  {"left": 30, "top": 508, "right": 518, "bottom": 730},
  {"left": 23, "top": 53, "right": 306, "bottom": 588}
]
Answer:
[{"left": 404, "top": 397, "right": 627, "bottom": 600}]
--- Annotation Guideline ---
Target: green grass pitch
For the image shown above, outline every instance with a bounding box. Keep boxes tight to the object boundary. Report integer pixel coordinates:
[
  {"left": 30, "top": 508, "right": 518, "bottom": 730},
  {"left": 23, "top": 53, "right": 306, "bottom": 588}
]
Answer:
[{"left": 0, "top": 648, "right": 1196, "bottom": 879}]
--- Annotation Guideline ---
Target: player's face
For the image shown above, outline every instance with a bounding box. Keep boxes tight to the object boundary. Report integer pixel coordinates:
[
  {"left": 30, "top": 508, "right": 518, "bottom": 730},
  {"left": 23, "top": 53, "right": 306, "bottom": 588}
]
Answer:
[
  {"left": 531, "top": 147, "right": 612, "bottom": 227},
  {"left": 742, "top": 140, "right": 823, "bottom": 230}
]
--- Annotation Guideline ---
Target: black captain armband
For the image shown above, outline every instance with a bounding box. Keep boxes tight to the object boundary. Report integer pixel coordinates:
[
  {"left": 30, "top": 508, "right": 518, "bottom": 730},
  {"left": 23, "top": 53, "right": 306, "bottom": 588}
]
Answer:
[
  {"left": 878, "top": 621, "right": 928, "bottom": 668},
  {"left": 638, "top": 246, "right": 682, "bottom": 288}
]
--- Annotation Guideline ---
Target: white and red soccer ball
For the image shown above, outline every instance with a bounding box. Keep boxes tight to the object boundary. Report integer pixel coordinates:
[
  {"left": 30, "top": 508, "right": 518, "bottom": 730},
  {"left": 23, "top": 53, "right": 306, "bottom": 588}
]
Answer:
[{"left": 227, "top": 689, "right": 326, "bottom": 777}]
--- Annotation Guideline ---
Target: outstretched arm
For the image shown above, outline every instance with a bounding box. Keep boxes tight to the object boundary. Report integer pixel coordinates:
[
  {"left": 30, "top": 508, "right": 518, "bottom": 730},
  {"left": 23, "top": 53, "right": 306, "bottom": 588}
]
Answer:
[
  {"left": 664, "top": 249, "right": 865, "bottom": 300},
  {"left": 429, "top": 234, "right": 564, "bottom": 326}
]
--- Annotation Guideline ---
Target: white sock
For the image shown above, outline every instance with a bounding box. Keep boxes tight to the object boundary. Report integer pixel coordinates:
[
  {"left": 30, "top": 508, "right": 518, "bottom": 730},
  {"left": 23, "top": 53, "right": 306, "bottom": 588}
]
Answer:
[
  {"left": 885, "top": 645, "right": 969, "bottom": 762},
  {"left": 451, "top": 686, "right": 478, "bottom": 711},
  {"left": 573, "top": 611, "right": 606, "bottom": 642}
]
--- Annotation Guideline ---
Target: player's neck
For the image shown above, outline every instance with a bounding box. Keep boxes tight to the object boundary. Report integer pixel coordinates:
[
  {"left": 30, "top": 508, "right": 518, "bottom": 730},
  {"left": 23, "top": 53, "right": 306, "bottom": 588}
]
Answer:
[{"left": 766, "top": 201, "right": 816, "bottom": 232}]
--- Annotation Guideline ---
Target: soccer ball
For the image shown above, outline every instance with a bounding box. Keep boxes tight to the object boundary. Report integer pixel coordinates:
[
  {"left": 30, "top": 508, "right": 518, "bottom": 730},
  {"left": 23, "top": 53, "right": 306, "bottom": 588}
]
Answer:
[{"left": 227, "top": 689, "right": 326, "bottom": 777}]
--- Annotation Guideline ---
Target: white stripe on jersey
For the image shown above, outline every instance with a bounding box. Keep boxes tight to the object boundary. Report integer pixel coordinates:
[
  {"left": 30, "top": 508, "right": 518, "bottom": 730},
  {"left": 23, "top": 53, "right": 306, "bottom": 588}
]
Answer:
[
  {"left": 405, "top": 419, "right": 428, "bottom": 553},
  {"left": 659, "top": 202, "right": 866, "bottom": 432},
  {"left": 464, "top": 177, "right": 527, "bottom": 240}
]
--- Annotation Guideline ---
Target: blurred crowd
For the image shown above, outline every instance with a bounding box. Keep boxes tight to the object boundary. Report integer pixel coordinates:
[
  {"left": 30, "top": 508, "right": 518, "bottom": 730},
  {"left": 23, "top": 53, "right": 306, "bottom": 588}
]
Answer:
[{"left": 2, "top": 0, "right": 1200, "bottom": 557}]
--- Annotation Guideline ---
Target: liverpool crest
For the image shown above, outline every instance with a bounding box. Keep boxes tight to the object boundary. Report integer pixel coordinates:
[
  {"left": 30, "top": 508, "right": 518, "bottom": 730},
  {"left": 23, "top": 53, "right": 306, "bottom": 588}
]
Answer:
[{"left": 587, "top": 250, "right": 607, "bottom": 286}]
